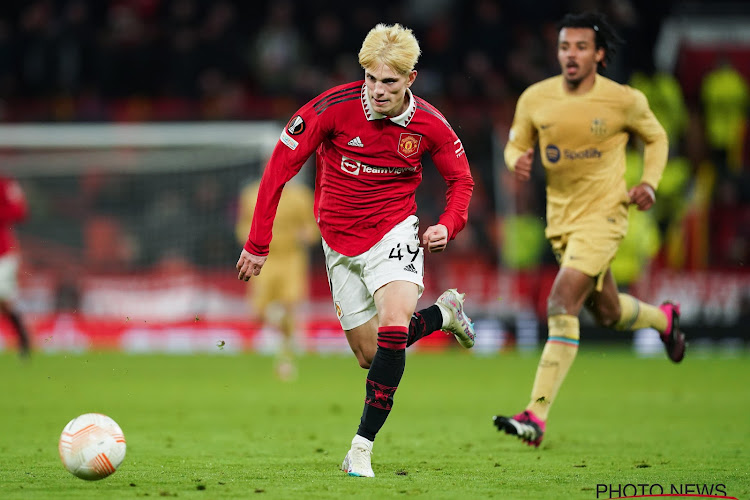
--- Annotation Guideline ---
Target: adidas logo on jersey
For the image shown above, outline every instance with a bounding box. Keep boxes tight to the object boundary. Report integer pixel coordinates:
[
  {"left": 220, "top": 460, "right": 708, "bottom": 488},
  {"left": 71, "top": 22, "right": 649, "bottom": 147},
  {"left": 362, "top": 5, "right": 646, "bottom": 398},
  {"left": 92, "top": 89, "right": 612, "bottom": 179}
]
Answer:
[
  {"left": 347, "top": 136, "right": 364, "bottom": 147},
  {"left": 403, "top": 263, "right": 417, "bottom": 273}
]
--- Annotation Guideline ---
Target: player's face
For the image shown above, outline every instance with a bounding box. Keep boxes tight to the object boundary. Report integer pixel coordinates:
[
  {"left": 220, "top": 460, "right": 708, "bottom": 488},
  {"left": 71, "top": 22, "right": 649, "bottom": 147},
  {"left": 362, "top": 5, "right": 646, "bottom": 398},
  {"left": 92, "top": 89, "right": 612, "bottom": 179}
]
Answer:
[
  {"left": 557, "top": 27, "right": 604, "bottom": 87},
  {"left": 364, "top": 64, "right": 417, "bottom": 117}
]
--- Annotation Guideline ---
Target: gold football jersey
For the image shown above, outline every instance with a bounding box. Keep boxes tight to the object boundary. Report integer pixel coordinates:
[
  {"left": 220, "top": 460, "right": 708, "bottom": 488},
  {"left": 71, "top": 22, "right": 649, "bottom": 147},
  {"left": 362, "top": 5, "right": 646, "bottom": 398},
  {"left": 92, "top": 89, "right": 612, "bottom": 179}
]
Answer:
[
  {"left": 236, "top": 180, "right": 318, "bottom": 256},
  {"left": 504, "top": 74, "right": 668, "bottom": 238}
]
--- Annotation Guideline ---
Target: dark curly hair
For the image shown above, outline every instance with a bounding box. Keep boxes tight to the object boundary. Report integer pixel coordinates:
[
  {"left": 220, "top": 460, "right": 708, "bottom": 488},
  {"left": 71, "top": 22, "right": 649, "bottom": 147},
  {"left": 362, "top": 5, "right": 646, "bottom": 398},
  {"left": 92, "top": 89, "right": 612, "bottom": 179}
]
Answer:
[{"left": 556, "top": 12, "right": 623, "bottom": 73}]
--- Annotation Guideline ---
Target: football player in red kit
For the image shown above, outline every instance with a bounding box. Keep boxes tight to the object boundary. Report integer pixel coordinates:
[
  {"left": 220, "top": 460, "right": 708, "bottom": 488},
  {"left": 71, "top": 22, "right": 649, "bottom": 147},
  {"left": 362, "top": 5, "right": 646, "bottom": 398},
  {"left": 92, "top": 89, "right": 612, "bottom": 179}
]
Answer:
[
  {"left": 237, "top": 23, "right": 475, "bottom": 477},
  {"left": 0, "top": 176, "right": 31, "bottom": 357}
]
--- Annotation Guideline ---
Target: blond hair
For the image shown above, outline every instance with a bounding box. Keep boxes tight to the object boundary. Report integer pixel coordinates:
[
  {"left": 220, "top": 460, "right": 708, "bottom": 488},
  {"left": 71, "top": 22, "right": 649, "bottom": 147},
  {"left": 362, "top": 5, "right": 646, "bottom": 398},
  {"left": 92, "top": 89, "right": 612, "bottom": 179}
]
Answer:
[{"left": 358, "top": 23, "right": 421, "bottom": 75}]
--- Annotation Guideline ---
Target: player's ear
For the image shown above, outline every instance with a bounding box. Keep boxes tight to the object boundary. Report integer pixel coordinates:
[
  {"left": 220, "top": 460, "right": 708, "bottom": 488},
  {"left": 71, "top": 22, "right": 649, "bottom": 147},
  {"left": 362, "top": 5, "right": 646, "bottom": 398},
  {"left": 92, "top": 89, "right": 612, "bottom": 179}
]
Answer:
[
  {"left": 595, "top": 48, "right": 605, "bottom": 64},
  {"left": 406, "top": 70, "right": 417, "bottom": 87}
]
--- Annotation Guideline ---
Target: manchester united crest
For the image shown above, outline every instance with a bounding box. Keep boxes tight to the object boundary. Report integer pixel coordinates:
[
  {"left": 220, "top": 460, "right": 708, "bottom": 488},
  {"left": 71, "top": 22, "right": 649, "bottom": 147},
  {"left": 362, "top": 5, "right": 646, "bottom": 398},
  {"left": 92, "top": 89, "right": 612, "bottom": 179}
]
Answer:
[{"left": 398, "top": 133, "right": 422, "bottom": 158}]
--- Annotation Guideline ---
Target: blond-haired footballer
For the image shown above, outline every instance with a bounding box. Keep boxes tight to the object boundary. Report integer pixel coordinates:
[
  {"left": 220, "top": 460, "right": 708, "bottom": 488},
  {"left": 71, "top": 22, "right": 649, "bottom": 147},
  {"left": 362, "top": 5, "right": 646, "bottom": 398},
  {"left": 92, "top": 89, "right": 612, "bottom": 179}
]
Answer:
[{"left": 237, "top": 24, "right": 476, "bottom": 477}]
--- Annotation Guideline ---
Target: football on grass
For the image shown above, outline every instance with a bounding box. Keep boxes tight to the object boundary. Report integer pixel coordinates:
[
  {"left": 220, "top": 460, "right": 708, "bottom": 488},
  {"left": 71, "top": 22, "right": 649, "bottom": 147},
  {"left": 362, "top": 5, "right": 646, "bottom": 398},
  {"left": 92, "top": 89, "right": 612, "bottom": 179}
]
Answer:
[{"left": 58, "top": 413, "right": 126, "bottom": 480}]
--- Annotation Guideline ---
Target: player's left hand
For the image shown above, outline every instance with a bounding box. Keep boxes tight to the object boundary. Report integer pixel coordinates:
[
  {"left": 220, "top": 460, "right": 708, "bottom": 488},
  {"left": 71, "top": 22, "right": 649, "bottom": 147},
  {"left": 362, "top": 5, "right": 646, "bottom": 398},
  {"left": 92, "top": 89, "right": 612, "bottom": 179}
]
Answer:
[
  {"left": 628, "top": 183, "right": 656, "bottom": 211},
  {"left": 422, "top": 224, "right": 449, "bottom": 253}
]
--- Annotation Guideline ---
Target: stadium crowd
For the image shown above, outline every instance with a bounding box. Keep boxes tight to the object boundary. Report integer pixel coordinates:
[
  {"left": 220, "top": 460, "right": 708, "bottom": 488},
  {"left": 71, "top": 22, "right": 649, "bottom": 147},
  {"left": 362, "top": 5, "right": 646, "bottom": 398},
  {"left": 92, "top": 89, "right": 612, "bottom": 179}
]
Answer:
[{"left": 0, "top": 0, "right": 748, "bottom": 275}]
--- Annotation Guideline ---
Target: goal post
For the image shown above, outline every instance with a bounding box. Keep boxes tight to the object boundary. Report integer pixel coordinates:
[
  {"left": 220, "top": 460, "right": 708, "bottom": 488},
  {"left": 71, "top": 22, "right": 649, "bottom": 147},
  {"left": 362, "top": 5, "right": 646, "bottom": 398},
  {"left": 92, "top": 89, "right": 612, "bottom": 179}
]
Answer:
[{"left": 0, "top": 122, "right": 281, "bottom": 175}]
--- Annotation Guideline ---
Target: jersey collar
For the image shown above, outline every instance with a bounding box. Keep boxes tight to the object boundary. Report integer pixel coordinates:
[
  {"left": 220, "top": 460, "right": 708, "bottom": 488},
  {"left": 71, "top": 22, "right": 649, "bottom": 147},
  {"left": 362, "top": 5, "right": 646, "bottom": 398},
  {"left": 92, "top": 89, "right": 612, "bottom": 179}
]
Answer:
[{"left": 361, "top": 83, "right": 416, "bottom": 128}]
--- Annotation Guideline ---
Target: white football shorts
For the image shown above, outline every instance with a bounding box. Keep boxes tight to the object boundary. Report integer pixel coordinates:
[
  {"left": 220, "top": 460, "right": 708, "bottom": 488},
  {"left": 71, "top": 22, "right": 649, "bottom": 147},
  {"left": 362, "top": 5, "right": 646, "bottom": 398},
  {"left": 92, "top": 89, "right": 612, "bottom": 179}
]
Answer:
[
  {"left": 0, "top": 253, "right": 19, "bottom": 300},
  {"left": 323, "top": 215, "right": 425, "bottom": 331}
]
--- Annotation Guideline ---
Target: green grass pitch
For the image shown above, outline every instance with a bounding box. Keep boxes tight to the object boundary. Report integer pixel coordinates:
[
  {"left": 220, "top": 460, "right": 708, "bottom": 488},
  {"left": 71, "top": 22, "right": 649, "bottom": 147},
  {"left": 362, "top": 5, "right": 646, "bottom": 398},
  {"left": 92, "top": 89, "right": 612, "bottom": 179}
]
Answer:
[{"left": 0, "top": 348, "right": 748, "bottom": 499}]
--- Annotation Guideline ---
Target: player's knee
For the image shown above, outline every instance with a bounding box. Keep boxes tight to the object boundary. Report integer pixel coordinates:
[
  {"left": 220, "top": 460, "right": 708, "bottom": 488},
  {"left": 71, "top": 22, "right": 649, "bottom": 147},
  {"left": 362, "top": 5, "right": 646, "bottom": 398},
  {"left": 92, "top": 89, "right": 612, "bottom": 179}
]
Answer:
[
  {"left": 547, "top": 314, "right": 580, "bottom": 341},
  {"left": 547, "top": 296, "right": 569, "bottom": 317},
  {"left": 353, "top": 348, "right": 373, "bottom": 369},
  {"left": 357, "top": 356, "right": 372, "bottom": 370},
  {"left": 377, "top": 311, "right": 412, "bottom": 329},
  {"left": 594, "top": 303, "right": 621, "bottom": 328},
  {"left": 597, "top": 316, "right": 617, "bottom": 328}
]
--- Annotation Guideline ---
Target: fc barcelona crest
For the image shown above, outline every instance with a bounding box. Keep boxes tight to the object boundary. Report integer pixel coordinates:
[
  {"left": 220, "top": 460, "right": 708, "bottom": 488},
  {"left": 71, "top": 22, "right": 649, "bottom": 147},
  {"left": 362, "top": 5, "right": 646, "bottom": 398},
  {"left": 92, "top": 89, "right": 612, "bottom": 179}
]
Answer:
[
  {"left": 398, "top": 133, "right": 422, "bottom": 158},
  {"left": 590, "top": 118, "right": 607, "bottom": 136}
]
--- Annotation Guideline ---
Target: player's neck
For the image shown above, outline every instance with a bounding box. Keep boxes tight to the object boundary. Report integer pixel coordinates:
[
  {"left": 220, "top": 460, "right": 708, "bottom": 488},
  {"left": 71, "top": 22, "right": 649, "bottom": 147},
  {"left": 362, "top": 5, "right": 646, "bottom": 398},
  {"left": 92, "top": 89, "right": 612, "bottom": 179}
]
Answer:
[
  {"left": 389, "top": 93, "right": 411, "bottom": 118},
  {"left": 562, "top": 73, "right": 596, "bottom": 95}
]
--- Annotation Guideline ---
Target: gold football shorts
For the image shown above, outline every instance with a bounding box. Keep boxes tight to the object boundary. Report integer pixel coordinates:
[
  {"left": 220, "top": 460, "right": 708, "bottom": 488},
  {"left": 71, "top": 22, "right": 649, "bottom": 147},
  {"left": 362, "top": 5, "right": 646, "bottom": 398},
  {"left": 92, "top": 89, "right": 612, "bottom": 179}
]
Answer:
[
  {"left": 549, "top": 229, "right": 623, "bottom": 291},
  {"left": 248, "top": 251, "right": 309, "bottom": 314}
]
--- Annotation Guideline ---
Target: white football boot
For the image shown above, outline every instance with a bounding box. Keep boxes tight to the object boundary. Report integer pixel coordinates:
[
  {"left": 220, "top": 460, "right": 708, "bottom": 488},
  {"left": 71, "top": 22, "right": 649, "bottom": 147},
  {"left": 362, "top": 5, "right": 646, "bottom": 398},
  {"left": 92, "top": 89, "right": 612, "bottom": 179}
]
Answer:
[
  {"left": 340, "top": 435, "right": 374, "bottom": 477},
  {"left": 436, "top": 288, "right": 476, "bottom": 348}
]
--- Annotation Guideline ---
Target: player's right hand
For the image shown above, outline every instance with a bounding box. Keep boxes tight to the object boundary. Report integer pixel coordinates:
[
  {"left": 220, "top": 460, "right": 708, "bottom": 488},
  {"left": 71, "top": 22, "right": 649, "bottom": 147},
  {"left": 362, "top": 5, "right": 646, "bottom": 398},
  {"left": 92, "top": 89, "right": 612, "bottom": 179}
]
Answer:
[
  {"left": 514, "top": 148, "right": 534, "bottom": 181},
  {"left": 236, "top": 249, "right": 267, "bottom": 281},
  {"left": 628, "top": 183, "right": 656, "bottom": 211},
  {"left": 422, "top": 223, "right": 449, "bottom": 253}
]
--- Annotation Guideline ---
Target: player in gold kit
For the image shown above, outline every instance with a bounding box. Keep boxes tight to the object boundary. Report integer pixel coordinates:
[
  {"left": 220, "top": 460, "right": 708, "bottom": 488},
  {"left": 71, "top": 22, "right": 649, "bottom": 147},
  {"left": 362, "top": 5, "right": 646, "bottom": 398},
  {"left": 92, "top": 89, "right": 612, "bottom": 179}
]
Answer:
[
  {"left": 494, "top": 12, "right": 685, "bottom": 447},
  {"left": 236, "top": 178, "right": 319, "bottom": 381}
]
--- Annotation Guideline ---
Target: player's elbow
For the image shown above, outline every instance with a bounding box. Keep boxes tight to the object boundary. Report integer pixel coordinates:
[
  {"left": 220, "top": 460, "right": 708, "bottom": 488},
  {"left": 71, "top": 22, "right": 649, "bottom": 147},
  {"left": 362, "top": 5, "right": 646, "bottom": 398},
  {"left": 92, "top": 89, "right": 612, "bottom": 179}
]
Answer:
[{"left": 644, "top": 129, "right": 668, "bottom": 148}]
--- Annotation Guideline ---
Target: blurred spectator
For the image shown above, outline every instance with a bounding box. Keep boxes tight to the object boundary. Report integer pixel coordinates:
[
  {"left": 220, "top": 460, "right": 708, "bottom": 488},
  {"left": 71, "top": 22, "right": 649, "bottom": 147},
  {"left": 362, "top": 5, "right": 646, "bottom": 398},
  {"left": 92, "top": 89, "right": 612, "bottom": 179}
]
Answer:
[
  {"left": 161, "top": 22, "right": 200, "bottom": 97},
  {"left": 0, "top": 19, "right": 13, "bottom": 101},
  {"left": 141, "top": 189, "right": 192, "bottom": 266},
  {"left": 651, "top": 155, "right": 691, "bottom": 245},
  {"left": 248, "top": 0, "right": 305, "bottom": 95},
  {"left": 629, "top": 64, "right": 688, "bottom": 151},
  {"left": 15, "top": 0, "right": 57, "bottom": 98},
  {"left": 611, "top": 146, "right": 661, "bottom": 288},
  {"left": 57, "top": 0, "right": 97, "bottom": 95},
  {"left": 709, "top": 177, "right": 750, "bottom": 267},
  {"left": 83, "top": 215, "right": 137, "bottom": 271},
  {"left": 98, "top": 2, "right": 159, "bottom": 98},
  {"left": 192, "top": 175, "right": 236, "bottom": 266},
  {"left": 700, "top": 58, "right": 749, "bottom": 178},
  {"left": 55, "top": 270, "right": 82, "bottom": 312},
  {"left": 497, "top": 169, "right": 546, "bottom": 270}
]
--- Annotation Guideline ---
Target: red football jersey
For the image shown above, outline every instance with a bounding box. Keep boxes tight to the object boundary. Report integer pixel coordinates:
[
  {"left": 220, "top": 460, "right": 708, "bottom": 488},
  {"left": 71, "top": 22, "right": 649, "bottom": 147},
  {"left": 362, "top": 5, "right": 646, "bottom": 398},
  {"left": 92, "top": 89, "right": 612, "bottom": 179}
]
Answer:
[
  {"left": 244, "top": 81, "right": 474, "bottom": 257},
  {"left": 0, "top": 177, "right": 28, "bottom": 257}
]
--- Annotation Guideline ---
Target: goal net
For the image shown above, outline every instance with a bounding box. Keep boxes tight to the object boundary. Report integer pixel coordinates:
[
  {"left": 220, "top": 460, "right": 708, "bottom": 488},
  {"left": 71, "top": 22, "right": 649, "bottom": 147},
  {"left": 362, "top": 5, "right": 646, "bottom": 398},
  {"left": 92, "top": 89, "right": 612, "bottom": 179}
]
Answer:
[
  {"left": 0, "top": 122, "right": 344, "bottom": 352},
  {"left": 0, "top": 122, "right": 280, "bottom": 270}
]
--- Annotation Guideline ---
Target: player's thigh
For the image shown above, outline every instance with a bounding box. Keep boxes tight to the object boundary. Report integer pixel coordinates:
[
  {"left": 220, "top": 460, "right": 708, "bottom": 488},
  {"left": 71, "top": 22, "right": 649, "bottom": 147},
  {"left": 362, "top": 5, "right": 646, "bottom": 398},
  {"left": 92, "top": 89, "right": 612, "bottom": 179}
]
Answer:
[
  {"left": 373, "top": 280, "right": 419, "bottom": 328},
  {"left": 323, "top": 241, "right": 377, "bottom": 331},
  {"left": 548, "top": 266, "right": 596, "bottom": 316}
]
